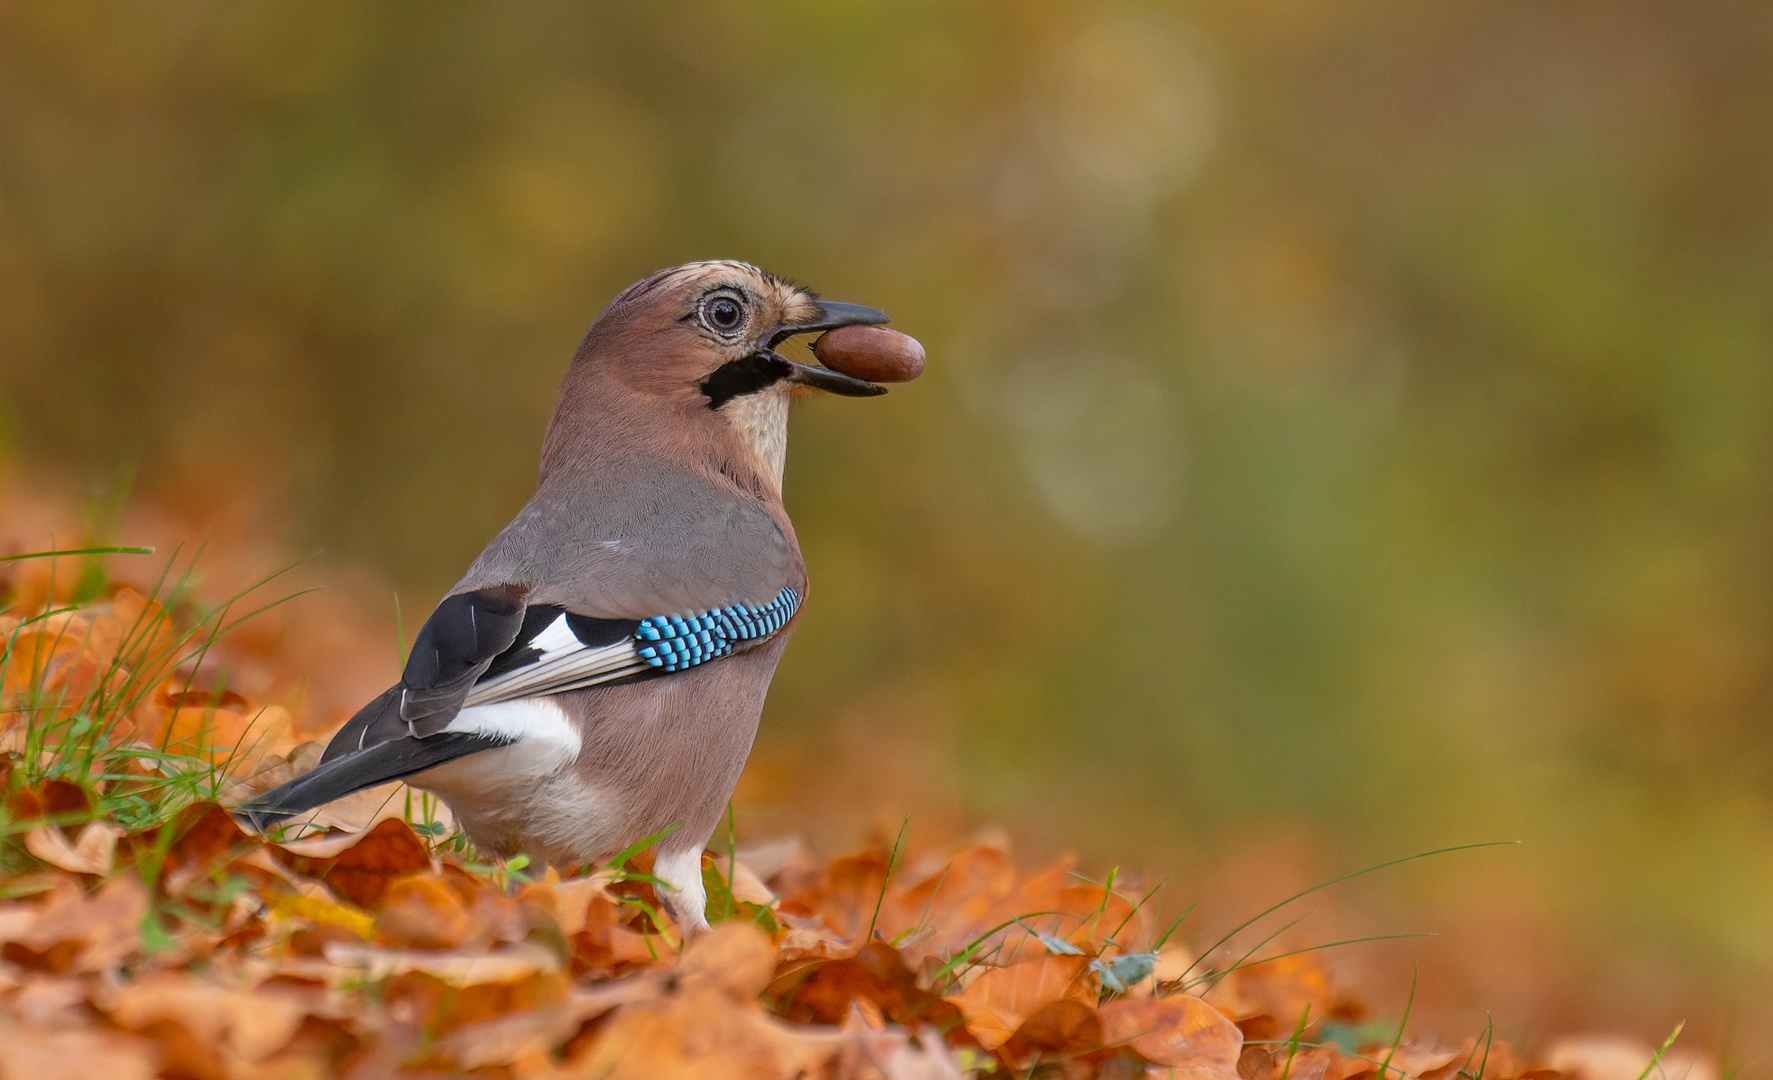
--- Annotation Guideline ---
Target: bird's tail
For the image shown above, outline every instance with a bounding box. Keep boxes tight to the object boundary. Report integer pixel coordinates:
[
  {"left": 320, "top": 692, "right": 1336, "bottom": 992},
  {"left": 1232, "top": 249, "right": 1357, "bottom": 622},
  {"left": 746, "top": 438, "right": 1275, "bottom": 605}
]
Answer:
[{"left": 235, "top": 731, "right": 503, "bottom": 832}]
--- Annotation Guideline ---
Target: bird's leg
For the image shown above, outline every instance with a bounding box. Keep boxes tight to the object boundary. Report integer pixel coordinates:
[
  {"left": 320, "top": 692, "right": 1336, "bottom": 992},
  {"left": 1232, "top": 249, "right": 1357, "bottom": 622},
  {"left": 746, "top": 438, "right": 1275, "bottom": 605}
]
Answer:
[{"left": 653, "top": 843, "right": 712, "bottom": 937}]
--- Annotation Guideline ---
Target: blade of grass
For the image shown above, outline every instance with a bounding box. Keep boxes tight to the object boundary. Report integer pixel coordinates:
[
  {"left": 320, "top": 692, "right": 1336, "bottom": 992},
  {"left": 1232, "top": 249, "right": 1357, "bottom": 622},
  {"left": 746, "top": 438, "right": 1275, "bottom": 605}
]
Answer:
[
  {"left": 1177, "top": 841, "right": 1517, "bottom": 983},
  {"left": 1636, "top": 1023, "right": 1686, "bottom": 1080},
  {"left": 1279, "top": 1004, "right": 1313, "bottom": 1080},
  {"left": 1151, "top": 898, "right": 1199, "bottom": 952},
  {"left": 1376, "top": 966, "right": 1417, "bottom": 1080},
  {"left": 1194, "top": 931, "right": 1433, "bottom": 990},
  {"left": 1459, "top": 1013, "right": 1494, "bottom": 1080},
  {"left": 606, "top": 823, "right": 683, "bottom": 872},
  {"left": 1189, "top": 912, "right": 1310, "bottom": 995},
  {"left": 865, "top": 817, "right": 910, "bottom": 943},
  {"left": 929, "top": 910, "right": 1066, "bottom": 986},
  {"left": 1107, "top": 878, "right": 1164, "bottom": 948},
  {"left": 0, "top": 546, "right": 155, "bottom": 563}
]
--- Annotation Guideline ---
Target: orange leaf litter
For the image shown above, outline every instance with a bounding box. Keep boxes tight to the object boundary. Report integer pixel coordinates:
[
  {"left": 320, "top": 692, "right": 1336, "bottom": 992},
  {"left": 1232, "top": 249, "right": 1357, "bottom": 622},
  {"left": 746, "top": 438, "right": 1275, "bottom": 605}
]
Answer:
[{"left": 0, "top": 499, "right": 1714, "bottom": 1080}]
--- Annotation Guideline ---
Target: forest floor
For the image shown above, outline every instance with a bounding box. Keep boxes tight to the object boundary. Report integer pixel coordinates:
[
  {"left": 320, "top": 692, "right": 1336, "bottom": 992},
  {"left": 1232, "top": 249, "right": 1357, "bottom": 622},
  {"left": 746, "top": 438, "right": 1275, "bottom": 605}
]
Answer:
[{"left": 0, "top": 487, "right": 1714, "bottom": 1080}]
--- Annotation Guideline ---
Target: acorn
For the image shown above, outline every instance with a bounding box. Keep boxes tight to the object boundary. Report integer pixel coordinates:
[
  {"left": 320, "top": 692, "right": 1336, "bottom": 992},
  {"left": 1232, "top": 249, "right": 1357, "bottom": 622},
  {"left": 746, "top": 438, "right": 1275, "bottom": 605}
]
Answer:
[{"left": 813, "top": 325, "right": 926, "bottom": 384}]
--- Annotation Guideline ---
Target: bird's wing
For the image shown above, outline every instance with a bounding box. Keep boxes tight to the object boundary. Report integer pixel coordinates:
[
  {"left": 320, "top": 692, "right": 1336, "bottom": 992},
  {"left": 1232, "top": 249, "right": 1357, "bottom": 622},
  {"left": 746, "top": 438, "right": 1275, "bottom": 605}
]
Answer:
[
  {"left": 333, "top": 579, "right": 799, "bottom": 753},
  {"left": 237, "top": 583, "right": 800, "bottom": 826},
  {"left": 463, "top": 587, "right": 800, "bottom": 707},
  {"left": 319, "top": 584, "right": 531, "bottom": 755}
]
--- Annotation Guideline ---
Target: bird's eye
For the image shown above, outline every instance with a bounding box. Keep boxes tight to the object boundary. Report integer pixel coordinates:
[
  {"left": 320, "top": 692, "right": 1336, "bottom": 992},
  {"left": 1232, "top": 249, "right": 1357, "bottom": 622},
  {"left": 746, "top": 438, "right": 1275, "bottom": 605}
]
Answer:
[{"left": 701, "top": 295, "right": 746, "bottom": 334}]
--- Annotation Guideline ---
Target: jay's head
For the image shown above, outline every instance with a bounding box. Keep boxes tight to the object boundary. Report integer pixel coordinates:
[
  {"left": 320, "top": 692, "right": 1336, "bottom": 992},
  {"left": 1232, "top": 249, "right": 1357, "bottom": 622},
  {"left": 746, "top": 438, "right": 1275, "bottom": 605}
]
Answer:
[{"left": 559, "top": 260, "right": 891, "bottom": 485}]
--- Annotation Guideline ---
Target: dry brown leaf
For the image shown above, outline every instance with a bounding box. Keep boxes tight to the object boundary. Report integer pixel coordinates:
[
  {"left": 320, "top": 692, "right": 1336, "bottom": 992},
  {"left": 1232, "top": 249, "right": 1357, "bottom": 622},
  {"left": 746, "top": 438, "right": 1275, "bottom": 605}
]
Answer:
[
  {"left": 1, "top": 615, "right": 130, "bottom": 707},
  {"left": 775, "top": 907, "right": 854, "bottom": 962},
  {"left": 1203, "top": 951, "right": 1337, "bottom": 1038},
  {"left": 133, "top": 684, "right": 291, "bottom": 765},
  {"left": 729, "top": 856, "right": 776, "bottom": 905},
  {"left": 773, "top": 942, "right": 963, "bottom": 1033},
  {"left": 266, "top": 886, "right": 376, "bottom": 940},
  {"left": 677, "top": 920, "right": 779, "bottom": 1000},
  {"left": 999, "top": 997, "right": 1103, "bottom": 1066},
  {"left": 25, "top": 820, "right": 121, "bottom": 875},
  {"left": 434, "top": 1005, "right": 585, "bottom": 1071},
  {"left": 574, "top": 984, "right": 848, "bottom": 1080},
  {"left": 159, "top": 801, "right": 254, "bottom": 892},
  {"left": 8, "top": 973, "right": 89, "bottom": 1027},
  {"left": 322, "top": 939, "right": 560, "bottom": 984},
  {"left": 0, "top": 875, "right": 148, "bottom": 973},
  {"left": 103, "top": 588, "right": 178, "bottom": 668},
  {"left": 298, "top": 816, "right": 431, "bottom": 907},
  {"left": 520, "top": 874, "right": 608, "bottom": 937},
  {"left": 1375, "top": 1039, "right": 1477, "bottom": 1080},
  {"left": 948, "top": 953, "right": 1096, "bottom": 1050},
  {"left": 105, "top": 973, "right": 308, "bottom": 1065},
  {"left": 376, "top": 872, "right": 474, "bottom": 949},
  {"left": 0, "top": 1025, "right": 159, "bottom": 1080},
  {"left": 8, "top": 778, "right": 94, "bottom": 822},
  {"left": 1545, "top": 1035, "right": 1716, "bottom": 1080},
  {"left": 1283, "top": 1045, "right": 1358, "bottom": 1080},
  {"left": 1100, "top": 993, "right": 1244, "bottom": 1076}
]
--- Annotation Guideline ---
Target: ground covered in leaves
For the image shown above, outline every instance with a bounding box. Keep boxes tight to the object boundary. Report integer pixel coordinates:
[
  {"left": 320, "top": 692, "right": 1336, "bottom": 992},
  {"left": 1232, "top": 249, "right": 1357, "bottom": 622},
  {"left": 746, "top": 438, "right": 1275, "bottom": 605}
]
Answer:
[{"left": 0, "top": 513, "right": 1715, "bottom": 1078}]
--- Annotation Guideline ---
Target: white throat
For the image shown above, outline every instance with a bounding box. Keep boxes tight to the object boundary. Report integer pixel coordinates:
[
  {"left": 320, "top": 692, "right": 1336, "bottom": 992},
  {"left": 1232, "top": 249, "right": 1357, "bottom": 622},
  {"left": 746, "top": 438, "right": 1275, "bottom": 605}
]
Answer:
[{"left": 722, "top": 385, "right": 791, "bottom": 487}]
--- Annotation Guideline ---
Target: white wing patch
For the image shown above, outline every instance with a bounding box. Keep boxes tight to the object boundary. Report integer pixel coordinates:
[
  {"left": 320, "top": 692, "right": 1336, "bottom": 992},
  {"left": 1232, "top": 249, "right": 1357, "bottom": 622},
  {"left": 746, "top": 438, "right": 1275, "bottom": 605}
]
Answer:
[
  {"left": 441, "top": 699, "right": 582, "bottom": 779},
  {"left": 463, "top": 613, "right": 650, "bottom": 707}
]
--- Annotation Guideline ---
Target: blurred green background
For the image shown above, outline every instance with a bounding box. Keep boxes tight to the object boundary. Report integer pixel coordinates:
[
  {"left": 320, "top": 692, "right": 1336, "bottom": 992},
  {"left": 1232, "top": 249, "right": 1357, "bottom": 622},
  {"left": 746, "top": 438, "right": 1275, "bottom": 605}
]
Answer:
[{"left": 3, "top": 0, "right": 1771, "bottom": 1058}]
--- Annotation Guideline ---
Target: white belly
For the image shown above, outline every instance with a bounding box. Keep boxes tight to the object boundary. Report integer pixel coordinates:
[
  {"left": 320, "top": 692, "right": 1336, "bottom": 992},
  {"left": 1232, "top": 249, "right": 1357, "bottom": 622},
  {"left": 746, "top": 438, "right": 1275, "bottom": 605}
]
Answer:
[{"left": 408, "top": 698, "right": 619, "bottom": 862}]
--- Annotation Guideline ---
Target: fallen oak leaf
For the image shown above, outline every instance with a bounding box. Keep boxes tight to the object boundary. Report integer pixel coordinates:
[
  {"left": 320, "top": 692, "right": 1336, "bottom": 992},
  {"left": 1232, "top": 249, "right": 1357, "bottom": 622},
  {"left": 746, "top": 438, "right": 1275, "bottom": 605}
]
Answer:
[
  {"left": 773, "top": 906, "right": 854, "bottom": 962},
  {"left": 431, "top": 1004, "right": 586, "bottom": 1071},
  {"left": 375, "top": 872, "right": 474, "bottom": 950},
  {"left": 380, "top": 966, "right": 573, "bottom": 1051},
  {"left": 1, "top": 615, "right": 133, "bottom": 710},
  {"left": 7, "top": 778, "right": 94, "bottom": 823},
  {"left": 279, "top": 816, "right": 431, "bottom": 907},
  {"left": 565, "top": 891, "right": 672, "bottom": 975},
  {"left": 575, "top": 984, "right": 852, "bottom": 1080},
  {"left": 0, "top": 875, "right": 148, "bottom": 974},
  {"left": 770, "top": 941, "right": 963, "bottom": 1032},
  {"left": 133, "top": 685, "right": 290, "bottom": 765},
  {"left": 102, "top": 972, "right": 308, "bottom": 1067},
  {"left": 266, "top": 887, "right": 377, "bottom": 942},
  {"left": 675, "top": 919, "right": 779, "bottom": 1000},
  {"left": 1099, "top": 993, "right": 1243, "bottom": 1076},
  {"left": 157, "top": 801, "right": 256, "bottom": 893},
  {"left": 1370, "top": 1038, "right": 1481, "bottom": 1080},
  {"left": 569, "top": 927, "right": 874, "bottom": 1080},
  {"left": 728, "top": 856, "right": 776, "bottom": 906},
  {"left": 948, "top": 953, "right": 1096, "bottom": 1051},
  {"left": 779, "top": 848, "right": 891, "bottom": 942},
  {"left": 0, "top": 1025, "right": 159, "bottom": 1080},
  {"left": 998, "top": 998, "right": 1103, "bottom": 1068},
  {"left": 321, "top": 938, "right": 561, "bottom": 984},
  {"left": 25, "top": 819, "right": 121, "bottom": 875},
  {"left": 1278, "top": 1045, "right": 1358, "bottom": 1080},
  {"left": 1545, "top": 1034, "right": 1717, "bottom": 1080},
  {"left": 430, "top": 980, "right": 674, "bottom": 1073},
  {"left": 519, "top": 873, "right": 610, "bottom": 937},
  {"left": 1201, "top": 951, "right": 1342, "bottom": 1040}
]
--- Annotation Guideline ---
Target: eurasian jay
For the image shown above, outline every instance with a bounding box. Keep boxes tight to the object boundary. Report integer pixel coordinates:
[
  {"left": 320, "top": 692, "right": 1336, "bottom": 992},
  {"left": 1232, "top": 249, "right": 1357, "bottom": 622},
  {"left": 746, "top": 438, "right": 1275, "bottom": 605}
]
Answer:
[{"left": 242, "top": 260, "right": 898, "bottom": 933}]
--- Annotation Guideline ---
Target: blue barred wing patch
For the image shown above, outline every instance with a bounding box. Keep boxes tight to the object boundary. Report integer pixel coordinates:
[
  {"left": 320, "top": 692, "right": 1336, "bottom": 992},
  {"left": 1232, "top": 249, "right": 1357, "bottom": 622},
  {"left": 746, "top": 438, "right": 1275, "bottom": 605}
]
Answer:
[
  {"left": 463, "top": 587, "right": 801, "bottom": 706},
  {"left": 636, "top": 588, "right": 800, "bottom": 672}
]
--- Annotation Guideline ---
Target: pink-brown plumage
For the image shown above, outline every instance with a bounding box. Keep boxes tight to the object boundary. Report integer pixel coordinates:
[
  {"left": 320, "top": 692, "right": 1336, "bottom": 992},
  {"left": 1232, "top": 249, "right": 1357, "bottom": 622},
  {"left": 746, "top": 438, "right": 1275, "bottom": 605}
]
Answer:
[{"left": 241, "top": 260, "right": 915, "bottom": 933}]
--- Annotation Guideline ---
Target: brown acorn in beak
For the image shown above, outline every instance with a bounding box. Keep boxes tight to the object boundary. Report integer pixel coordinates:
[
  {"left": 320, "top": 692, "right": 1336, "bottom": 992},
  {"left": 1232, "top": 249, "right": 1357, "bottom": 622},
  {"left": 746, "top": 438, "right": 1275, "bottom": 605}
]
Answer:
[{"left": 813, "top": 325, "right": 926, "bottom": 384}]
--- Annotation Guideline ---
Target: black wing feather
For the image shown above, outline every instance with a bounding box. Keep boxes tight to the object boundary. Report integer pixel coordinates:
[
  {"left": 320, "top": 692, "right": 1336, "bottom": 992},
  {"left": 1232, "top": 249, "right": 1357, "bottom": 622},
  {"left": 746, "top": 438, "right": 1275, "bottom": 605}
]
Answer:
[
  {"left": 396, "top": 585, "right": 528, "bottom": 732},
  {"left": 238, "top": 731, "right": 507, "bottom": 828}
]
